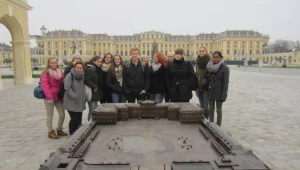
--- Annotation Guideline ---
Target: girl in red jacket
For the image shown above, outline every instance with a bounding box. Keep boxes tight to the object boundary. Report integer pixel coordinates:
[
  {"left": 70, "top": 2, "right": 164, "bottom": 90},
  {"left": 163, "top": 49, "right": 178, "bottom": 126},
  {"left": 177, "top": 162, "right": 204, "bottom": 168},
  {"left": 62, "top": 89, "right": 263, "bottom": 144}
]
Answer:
[{"left": 41, "top": 57, "right": 67, "bottom": 139}]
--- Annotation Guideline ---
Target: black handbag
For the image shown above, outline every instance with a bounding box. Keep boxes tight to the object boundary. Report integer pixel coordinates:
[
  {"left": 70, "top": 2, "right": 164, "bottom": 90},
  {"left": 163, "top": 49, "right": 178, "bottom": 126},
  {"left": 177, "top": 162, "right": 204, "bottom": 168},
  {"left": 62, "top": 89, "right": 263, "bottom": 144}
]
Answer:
[{"left": 201, "top": 70, "right": 210, "bottom": 91}]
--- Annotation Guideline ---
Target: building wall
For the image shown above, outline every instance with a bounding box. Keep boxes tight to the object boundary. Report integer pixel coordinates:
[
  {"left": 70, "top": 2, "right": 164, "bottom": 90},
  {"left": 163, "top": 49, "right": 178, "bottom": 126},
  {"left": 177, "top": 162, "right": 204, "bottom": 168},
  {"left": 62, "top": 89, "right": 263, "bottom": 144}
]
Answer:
[{"left": 35, "top": 30, "right": 270, "bottom": 62}]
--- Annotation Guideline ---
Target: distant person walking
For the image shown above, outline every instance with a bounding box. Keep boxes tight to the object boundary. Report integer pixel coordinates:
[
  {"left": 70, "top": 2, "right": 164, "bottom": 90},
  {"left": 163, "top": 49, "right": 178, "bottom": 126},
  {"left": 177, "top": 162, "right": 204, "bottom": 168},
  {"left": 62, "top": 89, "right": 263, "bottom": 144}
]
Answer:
[
  {"left": 196, "top": 47, "right": 211, "bottom": 119},
  {"left": 41, "top": 57, "right": 67, "bottom": 139},
  {"left": 107, "top": 55, "right": 126, "bottom": 103},
  {"left": 207, "top": 51, "right": 230, "bottom": 126},
  {"left": 63, "top": 62, "right": 86, "bottom": 135},
  {"left": 84, "top": 56, "right": 103, "bottom": 121},
  {"left": 64, "top": 53, "right": 82, "bottom": 77},
  {"left": 100, "top": 53, "right": 113, "bottom": 103}
]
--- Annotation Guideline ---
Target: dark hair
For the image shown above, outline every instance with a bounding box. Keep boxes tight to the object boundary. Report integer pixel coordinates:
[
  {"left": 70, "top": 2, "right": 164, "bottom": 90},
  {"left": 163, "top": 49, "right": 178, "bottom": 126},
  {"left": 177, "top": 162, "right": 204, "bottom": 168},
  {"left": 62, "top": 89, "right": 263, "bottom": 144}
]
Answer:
[
  {"left": 102, "top": 53, "right": 113, "bottom": 63},
  {"left": 90, "top": 56, "right": 101, "bottom": 63},
  {"left": 213, "top": 51, "right": 223, "bottom": 58},
  {"left": 175, "top": 48, "right": 184, "bottom": 55},
  {"left": 109, "top": 55, "right": 124, "bottom": 77},
  {"left": 73, "top": 62, "right": 85, "bottom": 69}
]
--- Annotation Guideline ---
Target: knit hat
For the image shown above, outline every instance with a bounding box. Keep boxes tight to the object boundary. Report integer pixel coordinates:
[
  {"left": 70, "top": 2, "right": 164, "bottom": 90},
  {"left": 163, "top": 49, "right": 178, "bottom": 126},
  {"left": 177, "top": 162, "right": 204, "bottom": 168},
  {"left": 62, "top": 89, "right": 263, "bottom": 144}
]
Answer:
[{"left": 73, "top": 53, "right": 81, "bottom": 58}]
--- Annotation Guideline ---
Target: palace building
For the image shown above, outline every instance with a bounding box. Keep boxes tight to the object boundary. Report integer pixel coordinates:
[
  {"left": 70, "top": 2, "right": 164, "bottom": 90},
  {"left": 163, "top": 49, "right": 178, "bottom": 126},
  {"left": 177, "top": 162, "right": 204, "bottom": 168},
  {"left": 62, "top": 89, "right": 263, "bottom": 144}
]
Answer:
[{"left": 35, "top": 28, "right": 270, "bottom": 62}]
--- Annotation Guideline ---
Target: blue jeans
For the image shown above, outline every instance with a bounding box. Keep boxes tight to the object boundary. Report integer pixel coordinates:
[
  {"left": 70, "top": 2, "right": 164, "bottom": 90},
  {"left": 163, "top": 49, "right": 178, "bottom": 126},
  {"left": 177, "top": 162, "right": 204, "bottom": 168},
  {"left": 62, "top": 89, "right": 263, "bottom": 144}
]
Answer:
[
  {"left": 87, "top": 101, "right": 97, "bottom": 121},
  {"left": 150, "top": 94, "right": 164, "bottom": 103},
  {"left": 196, "top": 90, "right": 209, "bottom": 118},
  {"left": 112, "top": 93, "right": 127, "bottom": 103}
]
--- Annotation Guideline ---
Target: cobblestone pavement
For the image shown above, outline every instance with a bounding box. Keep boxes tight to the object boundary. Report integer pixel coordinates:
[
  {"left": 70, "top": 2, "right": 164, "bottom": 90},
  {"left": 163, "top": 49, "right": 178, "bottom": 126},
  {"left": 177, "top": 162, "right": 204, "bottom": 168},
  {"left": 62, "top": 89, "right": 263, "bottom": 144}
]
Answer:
[{"left": 0, "top": 69, "right": 300, "bottom": 170}]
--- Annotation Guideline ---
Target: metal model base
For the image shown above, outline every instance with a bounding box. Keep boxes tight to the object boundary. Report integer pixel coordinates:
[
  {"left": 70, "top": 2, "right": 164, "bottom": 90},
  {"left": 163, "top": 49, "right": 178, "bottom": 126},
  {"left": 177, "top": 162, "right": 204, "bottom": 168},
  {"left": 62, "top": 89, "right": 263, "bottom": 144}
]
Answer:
[{"left": 39, "top": 101, "right": 270, "bottom": 170}]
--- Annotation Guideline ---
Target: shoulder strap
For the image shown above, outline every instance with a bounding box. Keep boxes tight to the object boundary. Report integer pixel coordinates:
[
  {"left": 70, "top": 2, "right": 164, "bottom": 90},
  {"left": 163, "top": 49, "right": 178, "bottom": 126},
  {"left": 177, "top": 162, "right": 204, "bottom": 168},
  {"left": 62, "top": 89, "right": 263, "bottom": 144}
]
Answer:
[
  {"left": 142, "top": 63, "right": 145, "bottom": 72},
  {"left": 126, "top": 62, "right": 130, "bottom": 68}
]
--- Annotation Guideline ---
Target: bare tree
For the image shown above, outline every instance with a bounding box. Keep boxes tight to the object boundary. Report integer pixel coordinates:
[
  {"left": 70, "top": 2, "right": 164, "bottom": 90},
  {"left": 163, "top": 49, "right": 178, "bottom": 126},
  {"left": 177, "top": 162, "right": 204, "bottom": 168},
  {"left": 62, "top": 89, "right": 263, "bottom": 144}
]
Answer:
[
  {"left": 295, "top": 40, "right": 300, "bottom": 50},
  {"left": 270, "top": 39, "right": 295, "bottom": 53}
]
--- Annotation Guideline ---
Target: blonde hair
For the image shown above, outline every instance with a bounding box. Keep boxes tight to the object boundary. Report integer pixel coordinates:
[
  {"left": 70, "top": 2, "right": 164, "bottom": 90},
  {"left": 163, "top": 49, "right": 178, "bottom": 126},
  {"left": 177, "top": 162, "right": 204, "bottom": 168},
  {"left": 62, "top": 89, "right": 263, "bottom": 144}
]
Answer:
[
  {"left": 141, "top": 55, "right": 151, "bottom": 67},
  {"left": 43, "top": 57, "right": 59, "bottom": 73},
  {"left": 199, "top": 47, "right": 208, "bottom": 54},
  {"left": 130, "top": 47, "right": 140, "bottom": 55}
]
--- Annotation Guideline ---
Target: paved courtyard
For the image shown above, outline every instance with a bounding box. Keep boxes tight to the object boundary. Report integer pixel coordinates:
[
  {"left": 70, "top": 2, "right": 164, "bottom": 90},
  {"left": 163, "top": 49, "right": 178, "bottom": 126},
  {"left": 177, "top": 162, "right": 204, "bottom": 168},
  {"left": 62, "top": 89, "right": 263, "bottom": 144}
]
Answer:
[{"left": 0, "top": 67, "right": 300, "bottom": 170}]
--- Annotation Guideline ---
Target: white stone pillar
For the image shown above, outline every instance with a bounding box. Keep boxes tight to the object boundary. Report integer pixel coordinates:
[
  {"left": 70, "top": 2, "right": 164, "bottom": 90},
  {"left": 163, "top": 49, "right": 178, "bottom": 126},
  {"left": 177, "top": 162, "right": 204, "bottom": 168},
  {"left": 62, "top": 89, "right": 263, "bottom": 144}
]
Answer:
[
  {"left": 0, "top": 69, "right": 3, "bottom": 90},
  {"left": 11, "top": 40, "right": 33, "bottom": 85}
]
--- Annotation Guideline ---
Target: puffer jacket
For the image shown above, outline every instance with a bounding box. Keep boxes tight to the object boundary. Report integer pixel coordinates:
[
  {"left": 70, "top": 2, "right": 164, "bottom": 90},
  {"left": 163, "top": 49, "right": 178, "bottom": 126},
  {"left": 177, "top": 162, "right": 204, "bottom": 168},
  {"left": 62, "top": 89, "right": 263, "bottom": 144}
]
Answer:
[{"left": 41, "top": 72, "right": 64, "bottom": 101}]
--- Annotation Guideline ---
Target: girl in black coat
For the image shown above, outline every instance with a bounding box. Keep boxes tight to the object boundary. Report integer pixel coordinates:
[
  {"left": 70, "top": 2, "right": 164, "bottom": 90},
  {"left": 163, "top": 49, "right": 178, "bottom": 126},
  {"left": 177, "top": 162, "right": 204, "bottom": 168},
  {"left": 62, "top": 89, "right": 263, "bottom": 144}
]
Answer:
[
  {"left": 100, "top": 53, "right": 113, "bottom": 103},
  {"left": 149, "top": 52, "right": 168, "bottom": 103},
  {"left": 84, "top": 56, "right": 103, "bottom": 121},
  {"left": 107, "top": 55, "right": 126, "bottom": 103},
  {"left": 207, "top": 51, "right": 230, "bottom": 126},
  {"left": 166, "top": 48, "right": 198, "bottom": 102}
]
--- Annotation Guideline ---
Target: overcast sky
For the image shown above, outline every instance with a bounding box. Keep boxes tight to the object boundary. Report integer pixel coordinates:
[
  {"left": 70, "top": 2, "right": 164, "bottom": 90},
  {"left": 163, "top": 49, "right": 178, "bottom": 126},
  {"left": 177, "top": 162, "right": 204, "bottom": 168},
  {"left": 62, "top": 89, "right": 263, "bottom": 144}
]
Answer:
[{"left": 0, "top": 0, "right": 299, "bottom": 47}]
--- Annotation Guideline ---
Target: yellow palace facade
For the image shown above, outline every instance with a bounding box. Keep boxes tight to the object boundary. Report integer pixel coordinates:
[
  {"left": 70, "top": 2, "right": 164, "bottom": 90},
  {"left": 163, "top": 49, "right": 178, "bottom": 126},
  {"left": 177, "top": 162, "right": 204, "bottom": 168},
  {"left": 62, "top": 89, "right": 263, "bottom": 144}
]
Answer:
[{"left": 35, "top": 29, "right": 270, "bottom": 62}]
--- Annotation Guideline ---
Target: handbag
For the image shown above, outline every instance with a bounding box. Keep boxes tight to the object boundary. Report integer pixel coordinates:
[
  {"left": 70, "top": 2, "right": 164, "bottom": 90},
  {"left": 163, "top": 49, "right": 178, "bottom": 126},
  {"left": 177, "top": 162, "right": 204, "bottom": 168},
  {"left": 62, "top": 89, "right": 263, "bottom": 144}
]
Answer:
[
  {"left": 201, "top": 70, "right": 210, "bottom": 91},
  {"left": 33, "top": 81, "right": 45, "bottom": 99},
  {"left": 85, "top": 85, "right": 92, "bottom": 102}
]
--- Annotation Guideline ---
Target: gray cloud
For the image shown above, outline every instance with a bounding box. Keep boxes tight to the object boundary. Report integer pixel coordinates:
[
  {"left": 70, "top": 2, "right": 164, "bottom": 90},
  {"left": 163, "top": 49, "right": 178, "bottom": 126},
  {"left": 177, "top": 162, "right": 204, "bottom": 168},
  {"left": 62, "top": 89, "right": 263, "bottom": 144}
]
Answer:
[{"left": 1, "top": 0, "right": 299, "bottom": 46}]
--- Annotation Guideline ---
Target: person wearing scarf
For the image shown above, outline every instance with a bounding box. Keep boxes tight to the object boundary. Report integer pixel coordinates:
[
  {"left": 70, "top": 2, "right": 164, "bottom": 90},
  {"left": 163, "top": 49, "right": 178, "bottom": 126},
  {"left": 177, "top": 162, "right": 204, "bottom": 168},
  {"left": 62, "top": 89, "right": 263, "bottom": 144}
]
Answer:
[
  {"left": 107, "top": 55, "right": 126, "bottom": 103},
  {"left": 166, "top": 48, "right": 197, "bottom": 102},
  {"left": 100, "top": 53, "right": 113, "bottom": 103},
  {"left": 63, "top": 62, "right": 86, "bottom": 135},
  {"left": 41, "top": 57, "right": 67, "bottom": 139},
  {"left": 206, "top": 51, "right": 230, "bottom": 126},
  {"left": 84, "top": 56, "right": 102, "bottom": 121},
  {"left": 196, "top": 47, "right": 211, "bottom": 119},
  {"left": 149, "top": 52, "right": 168, "bottom": 103}
]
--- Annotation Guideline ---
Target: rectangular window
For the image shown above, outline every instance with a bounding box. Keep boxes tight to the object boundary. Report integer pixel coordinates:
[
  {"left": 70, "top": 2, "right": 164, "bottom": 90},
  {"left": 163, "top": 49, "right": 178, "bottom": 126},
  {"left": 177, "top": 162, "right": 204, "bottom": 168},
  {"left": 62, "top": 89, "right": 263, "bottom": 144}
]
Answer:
[
  {"left": 125, "top": 51, "right": 128, "bottom": 56},
  {"left": 108, "top": 43, "right": 110, "bottom": 46},
  {"left": 103, "top": 43, "right": 106, "bottom": 46}
]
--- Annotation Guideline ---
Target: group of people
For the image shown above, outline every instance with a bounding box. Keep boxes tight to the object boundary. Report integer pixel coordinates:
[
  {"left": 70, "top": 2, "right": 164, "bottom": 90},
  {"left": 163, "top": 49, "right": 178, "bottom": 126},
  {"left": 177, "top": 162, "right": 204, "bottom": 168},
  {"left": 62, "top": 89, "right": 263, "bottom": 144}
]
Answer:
[{"left": 40, "top": 47, "right": 229, "bottom": 139}]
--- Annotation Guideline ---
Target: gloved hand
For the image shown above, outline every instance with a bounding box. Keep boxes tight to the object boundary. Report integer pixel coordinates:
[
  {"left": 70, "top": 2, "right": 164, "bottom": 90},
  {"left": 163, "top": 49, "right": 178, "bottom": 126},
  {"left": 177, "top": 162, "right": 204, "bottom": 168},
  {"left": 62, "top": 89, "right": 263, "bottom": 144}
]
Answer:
[{"left": 47, "top": 100, "right": 54, "bottom": 104}]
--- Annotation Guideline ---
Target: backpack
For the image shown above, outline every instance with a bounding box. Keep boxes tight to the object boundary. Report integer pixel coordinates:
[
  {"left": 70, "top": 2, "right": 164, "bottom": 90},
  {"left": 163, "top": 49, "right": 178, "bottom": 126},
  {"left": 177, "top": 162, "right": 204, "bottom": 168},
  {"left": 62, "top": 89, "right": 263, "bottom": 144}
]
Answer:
[
  {"left": 126, "top": 62, "right": 145, "bottom": 72},
  {"left": 33, "top": 80, "right": 45, "bottom": 99},
  {"left": 58, "top": 74, "right": 73, "bottom": 99}
]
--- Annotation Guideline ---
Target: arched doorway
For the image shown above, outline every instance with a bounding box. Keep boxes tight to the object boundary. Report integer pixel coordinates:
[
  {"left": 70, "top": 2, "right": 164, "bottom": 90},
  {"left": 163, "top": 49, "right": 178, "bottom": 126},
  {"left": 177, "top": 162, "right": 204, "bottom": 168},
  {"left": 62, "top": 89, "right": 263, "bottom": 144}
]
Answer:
[{"left": 0, "top": 0, "right": 33, "bottom": 88}]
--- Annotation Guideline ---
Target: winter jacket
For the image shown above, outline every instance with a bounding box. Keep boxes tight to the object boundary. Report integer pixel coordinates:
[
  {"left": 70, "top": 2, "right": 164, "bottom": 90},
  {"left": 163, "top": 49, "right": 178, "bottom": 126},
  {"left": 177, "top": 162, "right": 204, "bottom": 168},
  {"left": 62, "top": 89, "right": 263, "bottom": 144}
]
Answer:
[
  {"left": 41, "top": 72, "right": 64, "bottom": 101},
  {"left": 64, "top": 66, "right": 71, "bottom": 77},
  {"left": 100, "top": 69, "right": 112, "bottom": 103},
  {"left": 107, "top": 66, "right": 124, "bottom": 94},
  {"left": 166, "top": 58, "right": 196, "bottom": 101},
  {"left": 208, "top": 63, "right": 230, "bottom": 101},
  {"left": 123, "top": 60, "right": 150, "bottom": 93},
  {"left": 196, "top": 54, "right": 211, "bottom": 91},
  {"left": 63, "top": 72, "right": 86, "bottom": 112},
  {"left": 84, "top": 63, "right": 102, "bottom": 101},
  {"left": 149, "top": 65, "right": 166, "bottom": 94}
]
